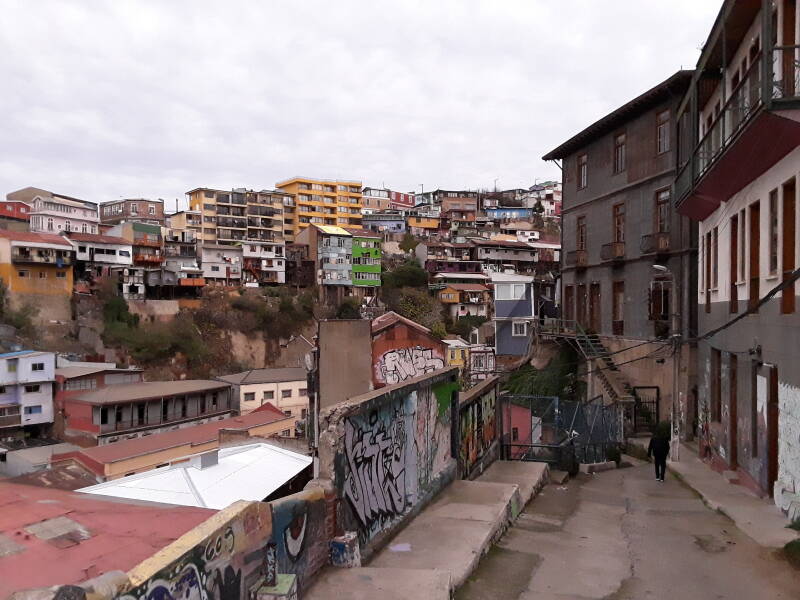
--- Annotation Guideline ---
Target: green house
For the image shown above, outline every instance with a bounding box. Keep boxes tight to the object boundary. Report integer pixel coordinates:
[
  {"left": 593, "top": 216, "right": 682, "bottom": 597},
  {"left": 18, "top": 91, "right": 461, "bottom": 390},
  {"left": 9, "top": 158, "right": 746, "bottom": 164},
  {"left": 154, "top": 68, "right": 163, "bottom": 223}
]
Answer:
[{"left": 350, "top": 229, "right": 381, "bottom": 291}]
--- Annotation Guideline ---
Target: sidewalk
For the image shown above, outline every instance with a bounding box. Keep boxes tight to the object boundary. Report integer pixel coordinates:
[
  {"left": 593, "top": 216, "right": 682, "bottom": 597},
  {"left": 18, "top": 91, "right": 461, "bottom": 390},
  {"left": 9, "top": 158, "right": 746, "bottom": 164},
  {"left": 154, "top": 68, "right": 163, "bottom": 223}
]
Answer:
[
  {"left": 629, "top": 438, "right": 798, "bottom": 549},
  {"left": 305, "top": 461, "right": 549, "bottom": 599}
]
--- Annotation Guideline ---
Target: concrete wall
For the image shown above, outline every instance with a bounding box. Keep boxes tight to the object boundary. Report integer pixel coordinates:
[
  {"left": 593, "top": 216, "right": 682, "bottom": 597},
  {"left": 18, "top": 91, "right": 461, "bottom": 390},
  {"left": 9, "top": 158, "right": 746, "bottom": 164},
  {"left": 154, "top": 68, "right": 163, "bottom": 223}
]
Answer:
[
  {"left": 318, "top": 320, "right": 372, "bottom": 410},
  {"left": 457, "top": 376, "right": 500, "bottom": 479},
  {"left": 318, "top": 368, "right": 459, "bottom": 556},
  {"left": 371, "top": 321, "right": 446, "bottom": 387}
]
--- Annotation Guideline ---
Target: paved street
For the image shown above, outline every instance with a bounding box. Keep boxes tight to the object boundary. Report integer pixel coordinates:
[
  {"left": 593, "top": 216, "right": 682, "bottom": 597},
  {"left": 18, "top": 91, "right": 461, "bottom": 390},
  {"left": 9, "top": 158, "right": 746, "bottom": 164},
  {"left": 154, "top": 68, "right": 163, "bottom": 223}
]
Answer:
[{"left": 456, "top": 463, "right": 798, "bottom": 600}]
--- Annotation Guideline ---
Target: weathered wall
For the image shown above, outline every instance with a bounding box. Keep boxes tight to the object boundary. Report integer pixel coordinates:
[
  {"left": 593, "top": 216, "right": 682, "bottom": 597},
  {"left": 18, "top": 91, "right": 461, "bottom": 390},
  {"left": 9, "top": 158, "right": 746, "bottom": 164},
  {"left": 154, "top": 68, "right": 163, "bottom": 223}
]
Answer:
[
  {"left": 458, "top": 376, "right": 500, "bottom": 479},
  {"left": 776, "top": 381, "right": 800, "bottom": 521},
  {"left": 319, "top": 320, "right": 373, "bottom": 409},
  {"left": 371, "top": 321, "right": 446, "bottom": 387},
  {"left": 127, "top": 299, "right": 180, "bottom": 322},
  {"left": 318, "top": 368, "right": 459, "bottom": 556}
]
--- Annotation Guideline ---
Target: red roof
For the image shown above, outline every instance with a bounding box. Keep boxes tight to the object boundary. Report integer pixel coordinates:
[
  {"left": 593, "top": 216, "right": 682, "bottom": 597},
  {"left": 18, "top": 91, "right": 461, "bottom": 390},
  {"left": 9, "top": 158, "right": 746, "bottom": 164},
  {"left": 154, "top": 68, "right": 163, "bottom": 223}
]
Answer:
[
  {"left": 371, "top": 310, "right": 432, "bottom": 335},
  {"left": 0, "top": 230, "right": 72, "bottom": 247},
  {"left": 0, "top": 482, "right": 212, "bottom": 596},
  {"left": 66, "top": 232, "right": 130, "bottom": 245},
  {"left": 61, "top": 406, "right": 291, "bottom": 467}
]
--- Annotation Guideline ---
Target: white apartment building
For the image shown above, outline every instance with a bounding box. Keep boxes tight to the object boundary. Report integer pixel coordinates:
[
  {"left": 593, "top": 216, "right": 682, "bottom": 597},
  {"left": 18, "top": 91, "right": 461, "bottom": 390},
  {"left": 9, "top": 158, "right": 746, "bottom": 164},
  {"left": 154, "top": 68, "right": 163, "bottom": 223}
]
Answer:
[
  {"left": 242, "top": 241, "right": 286, "bottom": 285},
  {"left": 0, "top": 350, "right": 56, "bottom": 436},
  {"left": 27, "top": 192, "right": 100, "bottom": 235}
]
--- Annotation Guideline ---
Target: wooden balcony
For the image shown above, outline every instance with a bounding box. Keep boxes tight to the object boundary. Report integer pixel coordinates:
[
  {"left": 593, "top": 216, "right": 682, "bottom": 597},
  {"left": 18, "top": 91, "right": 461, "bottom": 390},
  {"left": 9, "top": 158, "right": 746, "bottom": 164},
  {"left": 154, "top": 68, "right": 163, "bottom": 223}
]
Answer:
[
  {"left": 640, "top": 232, "right": 670, "bottom": 255},
  {"left": 565, "top": 250, "right": 587, "bottom": 269},
  {"left": 601, "top": 242, "right": 625, "bottom": 262}
]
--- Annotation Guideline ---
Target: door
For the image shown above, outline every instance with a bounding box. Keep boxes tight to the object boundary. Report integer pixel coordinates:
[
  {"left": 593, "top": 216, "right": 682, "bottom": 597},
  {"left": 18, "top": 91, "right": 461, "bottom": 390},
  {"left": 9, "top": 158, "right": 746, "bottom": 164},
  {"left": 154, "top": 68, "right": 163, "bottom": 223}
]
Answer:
[
  {"left": 782, "top": 177, "right": 796, "bottom": 314},
  {"left": 783, "top": 0, "right": 797, "bottom": 96},
  {"left": 589, "top": 283, "right": 601, "bottom": 333},
  {"left": 576, "top": 284, "right": 587, "bottom": 329},
  {"left": 749, "top": 202, "right": 761, "bottom": 309},
  {"left": 729, "top": 354, "right": 738, "bottom": 469},
  {"left": 767, "top": 365, "right": 780, "bottom": 496}
]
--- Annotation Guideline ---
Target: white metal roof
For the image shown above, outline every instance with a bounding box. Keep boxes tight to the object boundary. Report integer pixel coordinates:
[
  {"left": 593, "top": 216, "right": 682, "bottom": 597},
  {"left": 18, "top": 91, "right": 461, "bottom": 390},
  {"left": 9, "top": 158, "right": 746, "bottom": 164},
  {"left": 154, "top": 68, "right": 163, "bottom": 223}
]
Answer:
[{"left": 77, "top": 443, "right": 312, "bottom": 509}]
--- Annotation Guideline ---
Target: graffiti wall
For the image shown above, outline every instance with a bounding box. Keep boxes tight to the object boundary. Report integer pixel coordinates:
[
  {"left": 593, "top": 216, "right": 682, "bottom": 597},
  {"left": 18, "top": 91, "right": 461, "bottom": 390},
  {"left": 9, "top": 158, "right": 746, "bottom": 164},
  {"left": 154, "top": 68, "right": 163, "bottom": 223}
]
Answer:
[
  {"left": 122, "top": 501, "right": 273, "bottom": 600},
  {"left": 319, "top": 368, "right": 459, "bottom": 555},
  {"left": 375, "top": 346, "right": 445, "bottom": 386},
  {"left": 458, "top": 377, "right": 500, "bottom": 479}
]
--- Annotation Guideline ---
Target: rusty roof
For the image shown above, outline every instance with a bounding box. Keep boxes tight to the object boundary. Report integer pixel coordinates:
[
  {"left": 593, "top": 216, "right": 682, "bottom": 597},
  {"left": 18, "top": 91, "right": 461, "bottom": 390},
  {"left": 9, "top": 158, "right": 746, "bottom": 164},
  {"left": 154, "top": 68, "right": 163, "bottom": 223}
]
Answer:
[
  {"left": 66, "top": 232, "right": 130, "bottom": 245},
  {"left": 371, "top": 310, "right": 432, "bottom": 336},
  {"left": 0, "top": 482, "right": 212, "bottom": 596},
  {"left": 71, "top": 380, "right": 230, "bottom": 405},
  {"left": 0, "top": 230, "right": 72, "bottom": 247}
]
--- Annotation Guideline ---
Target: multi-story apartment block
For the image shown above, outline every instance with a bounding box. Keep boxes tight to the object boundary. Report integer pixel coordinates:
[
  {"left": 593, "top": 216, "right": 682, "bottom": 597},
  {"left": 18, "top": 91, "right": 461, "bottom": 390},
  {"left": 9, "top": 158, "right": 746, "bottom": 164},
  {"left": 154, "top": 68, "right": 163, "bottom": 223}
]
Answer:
[
  {"left": 216, "top": 367, "right": 308, "bottom": 431},
  {"left": 490, "top": 271, "right": 535, "bottom": 361},
  {"left": 543, "top": 70, "right": 696, "bottom": 418},
  {"left": 67, "top": 232, "right": 133, "bottom": 281},
  {"left": 389, "top": 190, "right": 416, "bottom": 211},
  {"left": 100, "top": 198, "right": 165, "bottom": 226},
  {"left": 199, "top": 244, "right": 242, "bottom": 285},
  {"left": 276, "top": 177, "right": 362, "bottom": 239},
  {"left": 407, "top": 214, "right": 441, "bottom": 238},
  {"left": 146, "top": 229, "right": 204, "bottom": 294},
  {"left": 361, "top": 187, "right": 390, "bottom": 214},
  {"left": 361, "top": 211, "right": 406, "bottom": 235},
  {"left": 295, "top": 224, "right": 353, "bottom": 304},
  {"left": 60, "top": 379, "right": 233, "bottom": 446},
  {"left": 167, "top": 210, "right": 202, "bottom": 236},
  {"left": 0, "top": 350, "right": 55, "bottom": 438},
  {"left": 0, "top": 231, "right": 73, "bottom": 321},
  {"left": 349, "top": 228, "right": 381, "bottom": 297},
  {"left": 674, "top": 0, "right": 800, "bottom": 511},
  {"left": 242, "top": 241, "right": 285, "bottom": 285},
  {"left": 7, "top": 187, "right": 99, "bottom": 235}
]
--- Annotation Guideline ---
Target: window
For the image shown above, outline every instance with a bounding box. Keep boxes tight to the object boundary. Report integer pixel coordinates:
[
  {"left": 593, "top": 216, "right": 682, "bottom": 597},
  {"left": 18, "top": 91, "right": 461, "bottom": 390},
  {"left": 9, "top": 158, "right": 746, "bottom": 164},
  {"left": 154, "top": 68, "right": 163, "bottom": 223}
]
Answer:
[
  {"left": 769, "top": 188, "right": 779, "bottom": 275},
  {"left": 299, "top": 388, "right": 308, "bottom": 396},
  {"left": 244, "top": 392, "right": 255, "bottom": 402},
  {"left": 512, "top": 321, "right": 527, "bottom": 336},
  {"left": 576, "top": 216, "right": 586, "bottom": 251},
  {"left": 495, "top": 283, "right": 526, "bottom": 300},
  {"left": 613, "top": 204, "right": 625, "bottom": 243},
  {"left": 7, "top": 360, "right": 17, "bottom": 373},
  {"left": 512, "top": 427, "right": 519, "bottom": 441},
  {"left": 282, "top": 389, "right": 292, "bottom": 398},
  {"left": 38, "top": 272, "right": 47, "bottom": 279},
  {"left": 284, "top": 410, "right": 292, "bottom": 417},
  {"left": 656, "top": 110, "right": 670, "bottom": 154},
  {"left": 613, "top": 133, "right": 626, "bottom": 173},
  {"left": 24, "top": 384, "right": 40, "bottom": 393},
  {"left": 649, "top": 279, "right": 670, "bottom": 321},
  {"left": 24, "top": 405, "right": 42, "bottom": 415},
  {"left": 148, "top": 205, "right": 156, "bottom": 215},
  {"left": 31, "top": 362, "right": 44, "bottom": 371},
  {"left": 301, "top": 408, "right": 308, "bottom": 419},
  {"left": 17, "top": 270, "right": 29, "bottom": 278},
  {"left": 612, "top": 281, "right": 625, "bottom": 335},
  {"left": 655, "top": 190, "right": 670, "bottom": 233},
  {"left": 211, "top": 265, "right": 220, "bottom": 272},
  {"left": 782, "top": 177, "right": 796, "bottom": 314},
  {"left": 100, "top": 406, "right": 108, "bottom": 425},
  {"left": 130, "top": 204, "right": 138, "bottom": 215},
  {"left": 0, "top": 386, "right": 5, "bottom": 394},
  {"left": 730, "top": 214, "right": 739, "bottom": 313},
  {"left": 712, "top": 226, "right": 719, "bottom": 288},
  {"left": 577, "top": 154, "right": 588, "bottom": 189},
  {"left": 749, "top": 201, "right": 761, "bottom": 309},
  {"left": 281, "top": 429, "right": 291, "bottom": 436}
]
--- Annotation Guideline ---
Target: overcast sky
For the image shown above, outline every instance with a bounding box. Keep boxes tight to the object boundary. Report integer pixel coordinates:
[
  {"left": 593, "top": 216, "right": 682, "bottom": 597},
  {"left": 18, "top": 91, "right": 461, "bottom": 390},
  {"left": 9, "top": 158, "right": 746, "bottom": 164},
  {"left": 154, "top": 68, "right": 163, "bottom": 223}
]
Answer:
[{"left": 1, "top": 1, "right": 720, "bottom": 211}]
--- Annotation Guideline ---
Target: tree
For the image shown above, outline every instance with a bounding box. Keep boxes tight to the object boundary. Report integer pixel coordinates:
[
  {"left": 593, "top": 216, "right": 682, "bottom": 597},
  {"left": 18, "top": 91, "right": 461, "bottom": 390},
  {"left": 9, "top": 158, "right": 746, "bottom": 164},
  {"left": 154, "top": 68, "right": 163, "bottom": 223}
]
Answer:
[
  {"left": 392, "top": 287, "right": 443, "bottom": 330},
  {"left": 399, "top": 232, "right": 419, "bottom": 253},
  {"left": 382, "top": 259, "right": 428, "bottom": 290},
  {"left": 335, "top": 298, "right": 361, "bottom": 319}
]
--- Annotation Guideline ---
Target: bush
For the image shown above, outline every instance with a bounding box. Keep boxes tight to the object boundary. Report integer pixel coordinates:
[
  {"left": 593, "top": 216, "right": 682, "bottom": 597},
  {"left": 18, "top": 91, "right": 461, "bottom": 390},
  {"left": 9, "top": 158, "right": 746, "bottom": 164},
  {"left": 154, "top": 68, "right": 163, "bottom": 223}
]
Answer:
[
  {"left": 383, "top": 260, "right": 428, "bottom": 290},
  {"left": 335, "top": 298, "right": 361, "bottom": 319},
  {"left": 399, "top": 232, "right": 419, "bottom": 253},
  {"left": 450, "top": 315, "right": 487, "bottom": 339},
  {"left": 506, "top": 344, "right": 584, "bottom": 400}
]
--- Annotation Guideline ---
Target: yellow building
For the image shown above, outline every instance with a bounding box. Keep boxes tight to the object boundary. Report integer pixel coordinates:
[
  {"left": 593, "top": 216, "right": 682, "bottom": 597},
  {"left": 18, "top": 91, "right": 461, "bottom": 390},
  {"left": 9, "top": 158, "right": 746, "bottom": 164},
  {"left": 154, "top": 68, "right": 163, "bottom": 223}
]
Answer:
[
  {"left": 166, "top": 210, "right": 202, "bottom": 236},
  {"left": 443, "top": 338, "right": 470, "bottom": 369},
  {"left": 0, "top": 230, "right": 74, "bottom": 322},
  {"left": 186, "top": 187, "right": 289, "bottom": 245},
  {"left": 275, "top": 177, "right": 362, "bottom": 240}
]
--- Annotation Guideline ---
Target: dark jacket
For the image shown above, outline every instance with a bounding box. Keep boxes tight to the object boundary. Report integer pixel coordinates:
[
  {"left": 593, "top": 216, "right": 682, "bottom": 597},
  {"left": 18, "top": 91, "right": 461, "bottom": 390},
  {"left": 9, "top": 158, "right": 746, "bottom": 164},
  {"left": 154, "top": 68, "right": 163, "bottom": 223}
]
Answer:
[{"left": 648, "top": 436, "right": 670, "bottom": 460}]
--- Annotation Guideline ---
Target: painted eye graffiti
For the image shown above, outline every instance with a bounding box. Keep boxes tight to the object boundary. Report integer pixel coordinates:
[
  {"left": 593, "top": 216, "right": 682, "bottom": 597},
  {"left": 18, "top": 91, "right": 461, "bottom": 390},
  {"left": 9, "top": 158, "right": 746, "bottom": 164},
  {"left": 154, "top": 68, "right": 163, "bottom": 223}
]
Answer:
[{"left": 284, "top": 506, "right": 308, "bottom": 561}]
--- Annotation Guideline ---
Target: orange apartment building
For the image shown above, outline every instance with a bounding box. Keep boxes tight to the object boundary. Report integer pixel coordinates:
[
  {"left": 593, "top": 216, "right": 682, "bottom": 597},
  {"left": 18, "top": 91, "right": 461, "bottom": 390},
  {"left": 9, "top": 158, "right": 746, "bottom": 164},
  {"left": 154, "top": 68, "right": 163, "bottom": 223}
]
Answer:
[{"left": 276, "top": 177, "right": 362, "bottom": 241}]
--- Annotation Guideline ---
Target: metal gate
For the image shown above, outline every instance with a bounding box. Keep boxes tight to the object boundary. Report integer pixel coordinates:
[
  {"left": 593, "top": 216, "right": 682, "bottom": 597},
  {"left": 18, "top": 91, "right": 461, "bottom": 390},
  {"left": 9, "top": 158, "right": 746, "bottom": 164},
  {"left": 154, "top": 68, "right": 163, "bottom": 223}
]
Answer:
[{"left": 631, "top": 386, "right": 660, "bottom": 434}]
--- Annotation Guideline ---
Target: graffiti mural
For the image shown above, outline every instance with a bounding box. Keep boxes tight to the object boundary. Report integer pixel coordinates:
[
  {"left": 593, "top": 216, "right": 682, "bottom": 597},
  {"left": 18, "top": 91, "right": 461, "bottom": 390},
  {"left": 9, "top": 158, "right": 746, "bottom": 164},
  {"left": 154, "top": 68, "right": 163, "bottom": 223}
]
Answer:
[
  {"left": 337, "top": 381, "right": 455, "bottom": 548},
  {"left": 377, "top": 346, "right": 445, "bottom": 385},
  {"left": 270, "top": 486, "right": 329, "bottom": 592},
  {"left": 120, "top": 502, "right": 272, "bottom": 600},
  {"left": 458, "top": 382, "right": 498, "bottom": 479}
]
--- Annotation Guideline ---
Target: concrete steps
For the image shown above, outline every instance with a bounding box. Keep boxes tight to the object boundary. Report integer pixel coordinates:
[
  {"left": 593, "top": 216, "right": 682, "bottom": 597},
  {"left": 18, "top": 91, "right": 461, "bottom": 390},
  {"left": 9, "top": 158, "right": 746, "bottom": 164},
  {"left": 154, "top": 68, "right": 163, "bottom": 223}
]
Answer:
[{"left": 305, "top": 567, "right": 451, "bottom": 600}]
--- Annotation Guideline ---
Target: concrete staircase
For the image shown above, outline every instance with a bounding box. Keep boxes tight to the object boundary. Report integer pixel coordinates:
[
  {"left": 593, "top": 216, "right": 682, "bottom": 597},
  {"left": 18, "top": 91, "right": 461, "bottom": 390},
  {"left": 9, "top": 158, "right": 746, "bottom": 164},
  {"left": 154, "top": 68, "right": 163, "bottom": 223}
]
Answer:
[{"left": 573, "top": 331, "right": 634, "bottom": 403}]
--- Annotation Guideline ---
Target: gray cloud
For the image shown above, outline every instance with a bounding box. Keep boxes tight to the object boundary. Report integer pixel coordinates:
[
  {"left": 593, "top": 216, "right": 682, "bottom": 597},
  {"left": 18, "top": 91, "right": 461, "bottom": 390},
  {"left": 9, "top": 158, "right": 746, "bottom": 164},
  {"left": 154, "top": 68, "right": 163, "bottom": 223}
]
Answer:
[{"left": 0, "top": 1, "right": 719, "bottom": 210}]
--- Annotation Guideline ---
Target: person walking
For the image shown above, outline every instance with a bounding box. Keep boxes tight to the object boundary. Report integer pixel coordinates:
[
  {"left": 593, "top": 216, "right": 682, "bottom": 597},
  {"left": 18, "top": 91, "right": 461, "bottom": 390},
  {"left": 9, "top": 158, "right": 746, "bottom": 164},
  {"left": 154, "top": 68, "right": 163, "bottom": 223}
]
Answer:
[{"left": 648, "top": 426, "right": 670, "bottom": 482}]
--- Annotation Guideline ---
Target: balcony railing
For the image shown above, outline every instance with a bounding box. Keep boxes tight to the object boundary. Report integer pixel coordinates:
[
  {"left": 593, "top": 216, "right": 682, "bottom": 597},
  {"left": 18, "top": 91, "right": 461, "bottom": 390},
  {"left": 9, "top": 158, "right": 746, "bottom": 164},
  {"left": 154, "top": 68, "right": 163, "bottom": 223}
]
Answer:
[
  {"left": 640, "top": 232, "right": 670, "bottom": 254},
  {"left": 134, "top": 238, "right": 162, "bottom": 248},
  {"left": 600, "top": 242, "right": 625, "bottom": 262},
  {"left": 0, "top": 410, "right": 21, "bottom": 428},
  {"left": 565, "top": 250, "right": 587, "bottom": 268},
  {"left": 179, "top": 277, "right": 205, "bottom": 287},
  {"left": 134, "top": 253, "right": 164, "bottom": 264},
  {"left": 11, "top": 249, "right": 72, "bottom": 266}
]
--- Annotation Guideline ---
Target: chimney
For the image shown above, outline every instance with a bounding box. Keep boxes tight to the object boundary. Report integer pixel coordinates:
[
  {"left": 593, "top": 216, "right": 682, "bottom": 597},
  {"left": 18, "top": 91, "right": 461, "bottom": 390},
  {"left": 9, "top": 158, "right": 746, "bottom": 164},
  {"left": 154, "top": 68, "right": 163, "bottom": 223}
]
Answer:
[{"left": 192, "top": 450, "right": 219, "bottom": 470}]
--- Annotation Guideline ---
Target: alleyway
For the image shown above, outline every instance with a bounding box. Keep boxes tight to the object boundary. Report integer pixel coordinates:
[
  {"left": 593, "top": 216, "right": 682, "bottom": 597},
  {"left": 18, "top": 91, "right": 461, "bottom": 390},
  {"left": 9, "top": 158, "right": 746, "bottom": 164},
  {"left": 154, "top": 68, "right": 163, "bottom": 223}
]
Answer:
[{"left": 456, "top": 463, "right": 798, "bottom": 600}]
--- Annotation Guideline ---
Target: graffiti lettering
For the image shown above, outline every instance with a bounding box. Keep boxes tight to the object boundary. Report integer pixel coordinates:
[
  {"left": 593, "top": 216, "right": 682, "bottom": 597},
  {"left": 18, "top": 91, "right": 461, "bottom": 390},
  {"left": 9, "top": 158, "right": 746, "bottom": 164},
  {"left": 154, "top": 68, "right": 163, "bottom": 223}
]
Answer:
[
  {"left": 344, "top": 412, "right": 408, "bottom": 527},
  {"left": 204, "top": 526, "right": 235, "bottom": 563},
  {"left": 264, "top": 542, "right": 277, "bottom": 587},
  {"left": 378, "top": 346, "right": 444, "bottom": 385}
]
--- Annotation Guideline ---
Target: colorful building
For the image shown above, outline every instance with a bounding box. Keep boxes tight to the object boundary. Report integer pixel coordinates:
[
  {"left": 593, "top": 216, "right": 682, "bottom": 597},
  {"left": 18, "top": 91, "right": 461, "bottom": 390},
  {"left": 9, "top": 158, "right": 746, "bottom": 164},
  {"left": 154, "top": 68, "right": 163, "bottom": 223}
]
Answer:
[
  {"left": 370, "top": 311, "right": 446, "bottom": 388},
  {"left": 0, "top": 230, "right": 73, "bottom": 321},
  {"left": 349, "top": 228, "right": 381, "bottom": 297},
  {"left": 7, "top": 187, "right": 99, "bottom": 235},
  {"left": 276, "top": 177, "right": 362, "bottom": 239},
  {"left": 295, "top": 224, "right": 353, "bottom": 304}
]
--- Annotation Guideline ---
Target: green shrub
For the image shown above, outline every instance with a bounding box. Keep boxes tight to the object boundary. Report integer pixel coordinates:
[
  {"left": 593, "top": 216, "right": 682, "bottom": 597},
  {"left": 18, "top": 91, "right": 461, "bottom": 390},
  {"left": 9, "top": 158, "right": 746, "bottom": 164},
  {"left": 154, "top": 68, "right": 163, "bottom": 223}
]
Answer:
[{"left": 335, "top": 298, "right": 361, "bottom": 319}]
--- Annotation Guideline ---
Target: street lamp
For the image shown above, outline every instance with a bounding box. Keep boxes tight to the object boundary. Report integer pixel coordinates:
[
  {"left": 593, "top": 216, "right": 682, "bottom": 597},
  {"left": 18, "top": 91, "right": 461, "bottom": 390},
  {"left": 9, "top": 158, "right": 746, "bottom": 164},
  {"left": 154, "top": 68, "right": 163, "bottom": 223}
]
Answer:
[{"left": 653, "top": 264, "right": 681, "bottom": 461}]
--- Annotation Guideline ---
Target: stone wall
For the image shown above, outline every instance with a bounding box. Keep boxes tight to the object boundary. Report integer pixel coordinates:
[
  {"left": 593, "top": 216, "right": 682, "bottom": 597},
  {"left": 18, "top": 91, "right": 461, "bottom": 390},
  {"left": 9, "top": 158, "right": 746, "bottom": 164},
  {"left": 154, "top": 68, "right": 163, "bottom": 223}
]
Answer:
[{"left": 318, "top": 367, "right": 460, "bottom": 557}]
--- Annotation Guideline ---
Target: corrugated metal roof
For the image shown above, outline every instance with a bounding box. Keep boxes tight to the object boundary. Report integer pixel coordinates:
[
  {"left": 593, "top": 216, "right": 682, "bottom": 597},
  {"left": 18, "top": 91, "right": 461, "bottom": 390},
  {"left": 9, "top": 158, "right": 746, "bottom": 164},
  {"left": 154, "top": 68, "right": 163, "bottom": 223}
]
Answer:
[
  {"left": 314, "top": 224, "right": 352, "bottom": 236},
  {"left": 78, "top": 443, "right": 312, "bottom": 509},
  {"left": 217, "top": 367, "right": 307, "bottom": 386},
  {"left": 71, "top": 380, "right": 230, "bottom": 405}
]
